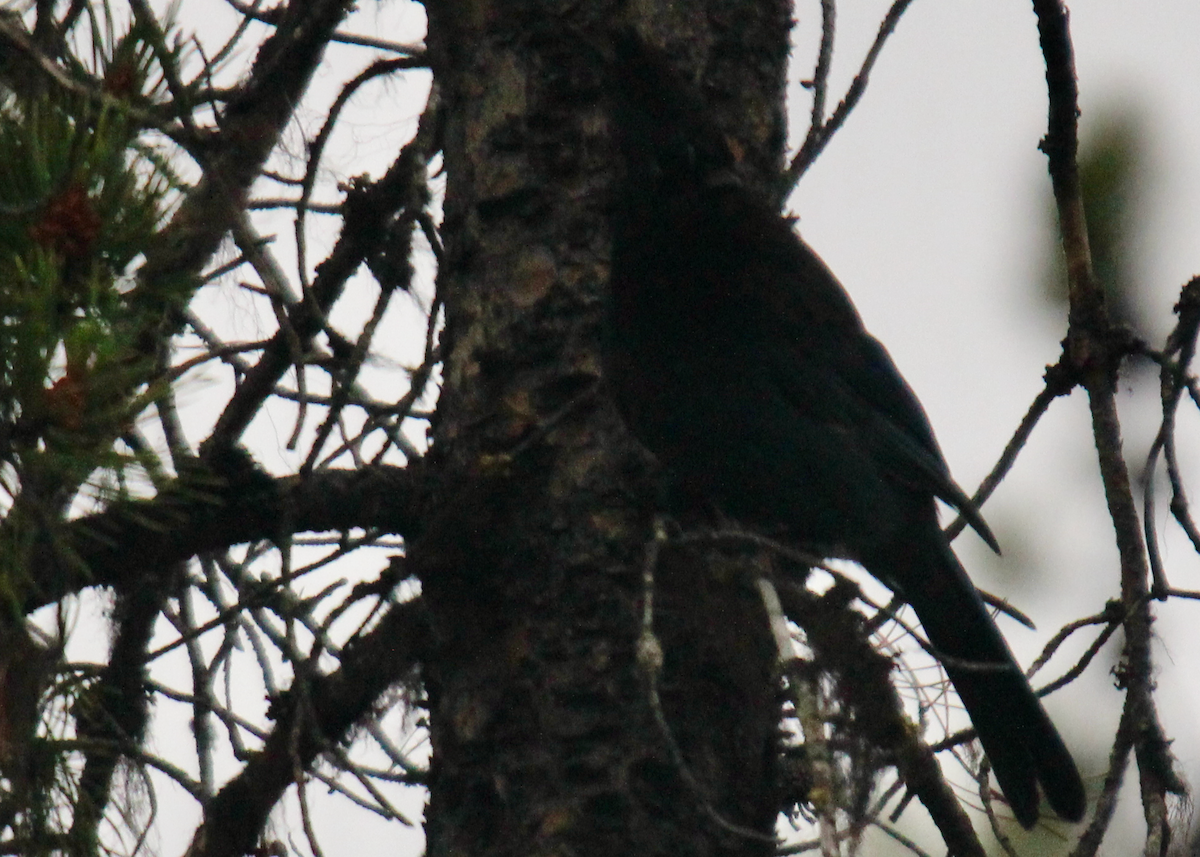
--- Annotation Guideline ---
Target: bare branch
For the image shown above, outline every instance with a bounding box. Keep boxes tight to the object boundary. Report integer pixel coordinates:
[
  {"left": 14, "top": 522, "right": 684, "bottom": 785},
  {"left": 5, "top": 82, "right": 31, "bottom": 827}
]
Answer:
[
  {"left": 205, "top": 94, "right": 440, "bottom": 451},
  {"left": 24, "top": 464, "right": 422, "bottom": 612},
  {"left": 223, "top": 0, "right": 426, "bottom": 56},
  {"left": 182, "top": 598, "right": 428, "bottom": 857},
  {"left": 1033, "top": 1, "right": 1183, "bottom": 847},
  {"left": 786, "top": 0, "right": 915, "bottom": 189}
]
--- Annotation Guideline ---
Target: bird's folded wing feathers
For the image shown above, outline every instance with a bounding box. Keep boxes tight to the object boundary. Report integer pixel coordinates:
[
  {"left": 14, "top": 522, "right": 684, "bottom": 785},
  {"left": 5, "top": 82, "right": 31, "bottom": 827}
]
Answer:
[{"left": 765, "top": 334, "right": 1000, "bottom": 554}]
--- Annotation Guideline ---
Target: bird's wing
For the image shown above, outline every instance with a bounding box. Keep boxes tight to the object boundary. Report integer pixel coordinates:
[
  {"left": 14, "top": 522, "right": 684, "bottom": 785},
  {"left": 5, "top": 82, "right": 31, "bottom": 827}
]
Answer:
[
  {"left": 765, "top": 335, "right": 999, "bottom": 553},
  {"left": 750, "top": 230, "right": 999, "bottom": 553}
]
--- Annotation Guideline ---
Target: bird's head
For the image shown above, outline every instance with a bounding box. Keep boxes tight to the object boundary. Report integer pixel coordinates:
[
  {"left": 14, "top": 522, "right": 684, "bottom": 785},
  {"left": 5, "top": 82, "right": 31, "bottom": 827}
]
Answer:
[{"left": 608, "top": 30, "right": 740, "bottom": 194}]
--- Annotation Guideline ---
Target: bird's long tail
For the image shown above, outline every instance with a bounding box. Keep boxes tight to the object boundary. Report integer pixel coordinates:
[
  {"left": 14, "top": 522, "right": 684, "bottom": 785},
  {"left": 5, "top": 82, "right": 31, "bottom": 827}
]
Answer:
[{"left": 877, "top": 534, "right": 1085, "bottom": 828}]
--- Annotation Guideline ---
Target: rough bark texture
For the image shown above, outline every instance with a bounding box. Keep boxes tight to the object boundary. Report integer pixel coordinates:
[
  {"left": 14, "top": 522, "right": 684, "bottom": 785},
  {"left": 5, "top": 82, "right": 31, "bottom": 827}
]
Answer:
[{"left": 415, "top": 1, "right": 791, "bottom": 854}]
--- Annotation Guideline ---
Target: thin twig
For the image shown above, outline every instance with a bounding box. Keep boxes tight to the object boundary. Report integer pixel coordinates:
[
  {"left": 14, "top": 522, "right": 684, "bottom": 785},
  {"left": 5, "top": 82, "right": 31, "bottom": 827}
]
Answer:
[
  {"left": 804, "top": 0, "right": 836, "bottom": 133},
  {"left": 787, "top": 0, "right": 915, "bottom": 189},
  {"left": 223, "top": 0, "right": 425, "bottom": 56},
  {"left": 945, "top": 358, "right": 1077, "bottom": 542}
]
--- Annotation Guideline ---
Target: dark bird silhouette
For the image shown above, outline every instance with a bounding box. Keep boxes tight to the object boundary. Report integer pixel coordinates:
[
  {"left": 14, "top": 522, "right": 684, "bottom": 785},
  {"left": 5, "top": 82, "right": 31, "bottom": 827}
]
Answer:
[{"left": 604, "top": 33, "right": 1085, "bottom": 829}]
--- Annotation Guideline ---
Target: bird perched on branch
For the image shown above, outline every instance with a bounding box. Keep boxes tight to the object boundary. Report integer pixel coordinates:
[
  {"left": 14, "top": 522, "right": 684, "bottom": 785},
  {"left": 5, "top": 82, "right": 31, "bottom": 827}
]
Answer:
[{"left": 604, "top": 32, "right": 1085, "bottom": 829}]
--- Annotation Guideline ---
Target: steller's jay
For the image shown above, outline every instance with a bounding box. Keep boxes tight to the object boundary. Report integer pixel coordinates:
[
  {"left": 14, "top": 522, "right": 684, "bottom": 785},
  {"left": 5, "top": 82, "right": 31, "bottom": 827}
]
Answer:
[{"left": 604, "top": 32, "right": 1085, "bottom": 829}]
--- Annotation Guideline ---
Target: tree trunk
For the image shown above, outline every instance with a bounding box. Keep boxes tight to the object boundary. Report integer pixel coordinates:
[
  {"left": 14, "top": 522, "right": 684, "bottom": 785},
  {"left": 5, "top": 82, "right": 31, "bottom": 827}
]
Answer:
[{"left": 415, "top": 1, "right": 791, "bottom": 854}]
